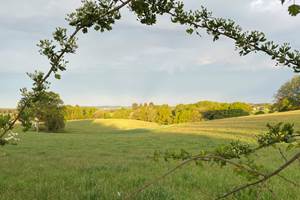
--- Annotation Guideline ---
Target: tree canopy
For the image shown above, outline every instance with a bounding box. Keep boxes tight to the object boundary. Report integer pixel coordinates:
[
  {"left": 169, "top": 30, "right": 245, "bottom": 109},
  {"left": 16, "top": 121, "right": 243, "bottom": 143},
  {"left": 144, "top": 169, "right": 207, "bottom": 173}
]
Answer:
[
  {"left": 273, "top": 76, "right": 300, "bottom": 112},
  {"left": 18, "top": 91, "right": 65, "bottom": 132}
]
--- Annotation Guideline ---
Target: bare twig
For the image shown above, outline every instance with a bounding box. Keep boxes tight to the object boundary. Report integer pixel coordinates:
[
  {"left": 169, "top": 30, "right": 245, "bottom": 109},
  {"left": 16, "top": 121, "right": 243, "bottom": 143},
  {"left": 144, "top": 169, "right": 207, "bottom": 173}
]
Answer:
[
  {"left": 278, "top": 147, "right": 288, "bottom": 162},
  {"left": 124, "top": 156, "right": 198, "bottom": 200}
]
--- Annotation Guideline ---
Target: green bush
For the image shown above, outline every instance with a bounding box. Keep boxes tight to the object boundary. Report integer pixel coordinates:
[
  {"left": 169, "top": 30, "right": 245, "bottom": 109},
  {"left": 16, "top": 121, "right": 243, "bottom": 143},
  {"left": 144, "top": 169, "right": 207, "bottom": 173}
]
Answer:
[
  {"left": 255, "top": 111, "right": 265, "bottom": 115},
  {"left": 44, "top": 111, "right": 65, "bottom": 132},
  {"left": 203, "top": 109, "right": 250, "bottom": 120}
]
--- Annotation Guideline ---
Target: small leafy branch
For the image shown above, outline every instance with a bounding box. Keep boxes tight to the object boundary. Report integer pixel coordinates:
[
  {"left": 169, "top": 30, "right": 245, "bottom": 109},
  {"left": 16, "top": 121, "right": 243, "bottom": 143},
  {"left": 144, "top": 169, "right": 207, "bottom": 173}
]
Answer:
[{"left": 126, "top": 123, "right": 300, "bottom": 199}]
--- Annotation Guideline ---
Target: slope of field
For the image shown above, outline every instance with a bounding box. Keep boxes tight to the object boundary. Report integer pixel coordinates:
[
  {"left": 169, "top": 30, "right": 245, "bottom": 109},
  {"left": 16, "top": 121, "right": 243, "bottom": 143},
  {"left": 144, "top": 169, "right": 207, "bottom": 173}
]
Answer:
[
  {"left": 0, "top": 111, "right": 299, "bottom": 200},
  {"left": 163, "top": 110, "right": 300, "bottom": 142}
]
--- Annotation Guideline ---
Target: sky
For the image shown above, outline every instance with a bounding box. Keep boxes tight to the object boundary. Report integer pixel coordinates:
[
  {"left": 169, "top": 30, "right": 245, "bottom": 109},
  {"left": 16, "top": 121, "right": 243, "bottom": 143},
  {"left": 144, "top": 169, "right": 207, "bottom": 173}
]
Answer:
[{"left": 0, "top": 0, "right": 299, "bottom": 107}]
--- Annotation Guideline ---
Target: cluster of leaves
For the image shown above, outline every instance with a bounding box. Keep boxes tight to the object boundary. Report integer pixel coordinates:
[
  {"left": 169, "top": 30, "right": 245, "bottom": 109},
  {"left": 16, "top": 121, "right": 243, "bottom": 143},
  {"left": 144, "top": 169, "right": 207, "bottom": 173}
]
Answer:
[
  {"left": 257, "top": 122, "right": 296, "bottom": 147},
  {"left": 214, "top": 141, "right": 253, "bottom": 160},
  {"left": 67, "top": 0, "right": 122, "bottom": 33},
  {"left": 130, "top": 0, "right": 175, "bottom": 25},
  {"left": 37, "top": 27, "right": 78, "bottom": 82},
  {"left": 281, "top": 0, "right": 300, "bottom": 16}
]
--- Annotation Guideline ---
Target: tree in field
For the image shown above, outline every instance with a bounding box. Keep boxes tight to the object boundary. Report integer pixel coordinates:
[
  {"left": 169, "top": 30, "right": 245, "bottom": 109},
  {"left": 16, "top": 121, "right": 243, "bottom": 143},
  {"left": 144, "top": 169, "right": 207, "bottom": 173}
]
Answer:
[
  {"left": 173, "top": 104, "right": 201, "bottom": 123},
  {"left": 18, "top": 91, "right": 65, "bottom": 132},
  {"left": 0, "top": 0, "right": 299, "bottom": 199},
  {"left": 155, "top": 105, "right": 173, "bottom": 125},
  {"left": 273, "top": 76, "right": 300, "bottom": 112}
]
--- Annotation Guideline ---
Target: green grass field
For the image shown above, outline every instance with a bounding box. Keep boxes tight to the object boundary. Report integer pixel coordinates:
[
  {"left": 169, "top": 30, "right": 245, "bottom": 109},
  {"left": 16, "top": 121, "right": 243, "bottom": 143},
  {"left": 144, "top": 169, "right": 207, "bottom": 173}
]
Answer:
[{"left": 0, "top": 111, "right": 300, "bottom": 200}]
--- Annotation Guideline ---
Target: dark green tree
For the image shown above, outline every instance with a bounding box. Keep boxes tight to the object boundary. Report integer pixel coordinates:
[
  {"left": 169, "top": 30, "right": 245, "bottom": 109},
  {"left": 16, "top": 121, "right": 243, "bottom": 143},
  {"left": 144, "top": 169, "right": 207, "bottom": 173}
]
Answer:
[
  {"left": 273, "top": 75, "right": 300, "bottom": 111},
  {"left": 18, "top": 91, "right": 65, "bottom": 132},
  {"left": 155, "top": 105, "right": 173, "bottom": 125}
]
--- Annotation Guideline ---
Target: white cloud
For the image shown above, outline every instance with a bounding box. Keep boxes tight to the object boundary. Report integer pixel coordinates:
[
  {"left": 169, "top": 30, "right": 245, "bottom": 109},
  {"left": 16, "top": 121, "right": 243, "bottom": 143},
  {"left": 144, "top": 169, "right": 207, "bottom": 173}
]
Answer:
[
  {"left": 250, "top": 0, "right": 281, "bottom": 12},
  {"left": 0, "top": 0, "right": 81, "bottom": 19}
]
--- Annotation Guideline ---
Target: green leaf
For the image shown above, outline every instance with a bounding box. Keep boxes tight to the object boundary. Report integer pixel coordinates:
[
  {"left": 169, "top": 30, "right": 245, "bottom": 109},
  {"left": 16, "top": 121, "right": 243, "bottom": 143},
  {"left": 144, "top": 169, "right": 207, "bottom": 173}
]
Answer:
[
  {"left": 288, "top": 4, "right": 300, "bottom": 16},
  {"left": 186, "top": 28, "right": 194, "bottom": 34},
  {"left": 54, "top": 74, "right": 61, "bottom": 80},
  {"left": 82, "top": 28, "right": 88, "bottom": 34}
]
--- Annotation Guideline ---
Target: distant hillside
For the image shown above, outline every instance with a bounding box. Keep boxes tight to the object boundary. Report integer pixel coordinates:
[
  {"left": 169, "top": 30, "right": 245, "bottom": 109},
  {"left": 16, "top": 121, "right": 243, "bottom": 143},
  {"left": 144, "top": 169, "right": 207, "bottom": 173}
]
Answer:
[
  {"left": 71, "top": 110, "right": 300, "bottom": 143},
  {"left": 96, "top": 106, "right": 130, "bottom": 110},
  {"left": 164, "top": 110, "right": 300, "bottom": 142},
  {"left": 0, "top": 108, "right": 16, "bottom": 114}
]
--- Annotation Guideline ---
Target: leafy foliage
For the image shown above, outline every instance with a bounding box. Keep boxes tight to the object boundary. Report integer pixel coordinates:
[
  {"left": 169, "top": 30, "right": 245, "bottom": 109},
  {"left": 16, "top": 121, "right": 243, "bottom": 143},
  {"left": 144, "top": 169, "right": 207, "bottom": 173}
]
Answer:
[
  {"left": 288, "top": 4, "right": 300, "bottom": 16},
  {"left": 18, "top": 91, "right": 65, "bottom": 132},
  {"left": 282, "top": 0, "right": 300, "bottom": 16},
  {"left": 0, "top": 115, "right": 12, "bottom": 145},
  {"left": 273, "top": 75, "right": 300, "bottom": 112},
  {"left": 101, "top": 101, "right": 252, "bottom": 124},
  {"left": 257, "top": 122, "right": 296, "bottom": 147},
  {"left": 64, "top": 105, "right": 98, "bottom": 120},
  {"left": 203, "top": 109, "right": 249, "bottom": 120}
]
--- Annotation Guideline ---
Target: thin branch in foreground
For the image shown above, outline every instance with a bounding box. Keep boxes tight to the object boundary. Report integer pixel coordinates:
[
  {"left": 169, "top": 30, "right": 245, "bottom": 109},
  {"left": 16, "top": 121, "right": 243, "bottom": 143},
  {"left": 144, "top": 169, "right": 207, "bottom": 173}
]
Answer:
[
  {"left": 124, "top": 156, "right": 198, "bottom": 200},
  {"left": 125, "top": 151, "right": 300, "bottom": 200},
  {"left": 278, "top": 147, "right": 288, "bottom": 162},
  {"left": 216, "top": 151, "right": 300, "bottom": 200}
]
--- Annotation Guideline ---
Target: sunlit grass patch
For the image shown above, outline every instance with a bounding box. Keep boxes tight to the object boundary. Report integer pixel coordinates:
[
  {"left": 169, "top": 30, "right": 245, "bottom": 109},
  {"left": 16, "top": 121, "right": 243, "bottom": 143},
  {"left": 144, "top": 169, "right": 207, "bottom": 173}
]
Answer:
[{"left": 92, "top": 119, "right": 160, "bottom": 130}]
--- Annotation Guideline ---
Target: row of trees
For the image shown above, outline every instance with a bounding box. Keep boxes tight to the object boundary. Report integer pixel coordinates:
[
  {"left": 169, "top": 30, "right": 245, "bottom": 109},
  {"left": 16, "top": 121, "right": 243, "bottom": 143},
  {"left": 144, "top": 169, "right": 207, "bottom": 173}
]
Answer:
[
  {"left": 93, "top": 74, "right": 300, "bottom": 124},
  {"left": 0, "top": 109, "right": 16, "bottom": 115},
  {"left": 64, "top": 105, "right": 98, "bottom": 120},
  {"left": 103, "top": 101, "right": 252, "bottom": 125},
  {"left": 7, "top": 75, "right": 299, "bottom": 132}
]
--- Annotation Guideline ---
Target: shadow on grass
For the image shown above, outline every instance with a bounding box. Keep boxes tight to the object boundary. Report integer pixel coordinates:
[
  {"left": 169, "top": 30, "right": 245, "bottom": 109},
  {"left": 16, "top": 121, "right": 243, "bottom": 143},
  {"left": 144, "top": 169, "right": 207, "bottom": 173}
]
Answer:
[{"left": 51, "top": 119, "right": 258, "bottom": 151}]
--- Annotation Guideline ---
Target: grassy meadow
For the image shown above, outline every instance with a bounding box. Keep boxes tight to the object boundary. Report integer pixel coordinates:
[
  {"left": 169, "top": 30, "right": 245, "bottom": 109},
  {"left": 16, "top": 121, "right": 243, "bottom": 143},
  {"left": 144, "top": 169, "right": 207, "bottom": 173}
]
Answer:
[{"left": 0, "top": 111, "right": 300, "bottom": 200}]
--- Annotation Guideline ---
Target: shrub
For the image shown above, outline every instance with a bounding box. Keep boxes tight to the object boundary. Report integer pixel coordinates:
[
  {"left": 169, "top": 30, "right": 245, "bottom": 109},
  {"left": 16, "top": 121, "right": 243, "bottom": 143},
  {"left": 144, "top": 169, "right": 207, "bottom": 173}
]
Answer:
[
  {"left": 44, "top": 111, "right": 65, "bottom": 132},
  {"left": 203, "top": 109, "right": 249, "bottom": 120}
]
